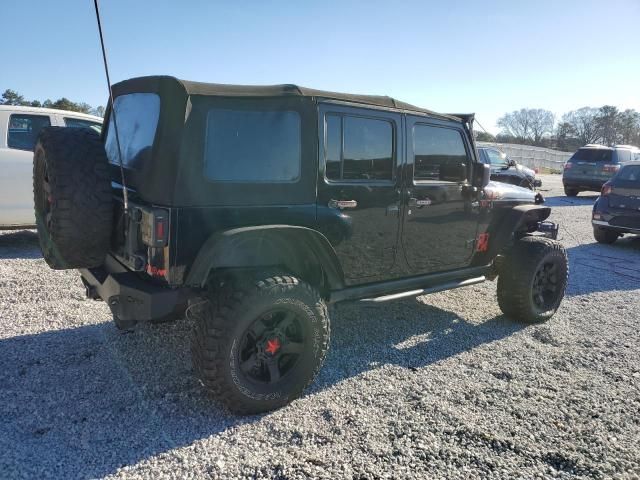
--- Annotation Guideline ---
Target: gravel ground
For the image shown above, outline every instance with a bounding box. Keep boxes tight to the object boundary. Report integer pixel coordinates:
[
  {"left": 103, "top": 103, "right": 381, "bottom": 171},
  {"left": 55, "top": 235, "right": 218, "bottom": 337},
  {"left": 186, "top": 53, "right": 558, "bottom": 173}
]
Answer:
[{"left": 1, "top": 174, "right": 639, "bottom": 479}]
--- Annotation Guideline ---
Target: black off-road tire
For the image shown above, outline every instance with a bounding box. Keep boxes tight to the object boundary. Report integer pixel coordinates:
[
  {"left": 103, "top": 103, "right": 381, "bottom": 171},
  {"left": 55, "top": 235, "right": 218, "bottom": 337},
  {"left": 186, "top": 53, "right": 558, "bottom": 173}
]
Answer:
[
  {"left": 190, "top": 273, "right": 330, "bottom": 414},
  {"left": 564, "top": 187, "right": 579, "bottom": 197},
  {"left": 593, "top": 226, "right": 619, "bottom": 244},
  {"left": 33, "top": 127, "right": 112, "bottom": 269},
  {"left": 497, "top": 236, "right": 568, "bottom": 323}
]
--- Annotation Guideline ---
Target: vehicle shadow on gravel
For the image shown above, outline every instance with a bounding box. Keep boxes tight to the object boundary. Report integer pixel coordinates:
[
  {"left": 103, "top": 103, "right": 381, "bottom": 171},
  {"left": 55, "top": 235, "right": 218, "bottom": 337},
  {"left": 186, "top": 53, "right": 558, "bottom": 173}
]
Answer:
[
  {"left": 0, "top": 230, "right": 40, "bottom": 259},
  {"left": 565, "top": 237, "right": 640, "bottom": 295},
  {"left": 315, "top": 301, "right": 525, "bottom": 389},
  {"left": 0, "top": 300, "right": 524, "bottom": 478}
]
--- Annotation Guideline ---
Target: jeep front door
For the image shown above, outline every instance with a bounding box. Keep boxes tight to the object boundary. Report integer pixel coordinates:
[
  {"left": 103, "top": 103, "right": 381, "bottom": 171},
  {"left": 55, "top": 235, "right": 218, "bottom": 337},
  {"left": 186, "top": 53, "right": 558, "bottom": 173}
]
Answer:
[
  {"left": 316, "top": 104, "right": 403, "bottom": 284},
  {"left": 401, "top": 117, "right": 479, "bottom": 273}
]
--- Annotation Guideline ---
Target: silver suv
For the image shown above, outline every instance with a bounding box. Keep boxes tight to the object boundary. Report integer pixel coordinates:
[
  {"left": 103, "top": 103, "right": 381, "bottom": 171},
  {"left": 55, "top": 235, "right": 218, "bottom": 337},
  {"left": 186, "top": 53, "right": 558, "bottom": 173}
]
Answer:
[{"left": 562, "top": 144, "right": 640, "bottom": 196}]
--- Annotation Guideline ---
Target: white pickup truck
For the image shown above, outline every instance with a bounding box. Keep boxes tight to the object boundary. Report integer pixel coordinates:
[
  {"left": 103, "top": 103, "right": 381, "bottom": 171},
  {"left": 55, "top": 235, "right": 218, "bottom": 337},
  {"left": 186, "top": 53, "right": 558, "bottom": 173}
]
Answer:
[{"left": 0, "top": 105, "right": 103, "bottom": 229}]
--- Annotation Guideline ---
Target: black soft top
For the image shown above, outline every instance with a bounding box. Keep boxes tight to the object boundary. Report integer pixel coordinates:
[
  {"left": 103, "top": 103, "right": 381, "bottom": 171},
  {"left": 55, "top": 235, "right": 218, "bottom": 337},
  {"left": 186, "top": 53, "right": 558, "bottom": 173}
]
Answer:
[{"left": 111, "top": 75, "right": 466, "bottom": 122}]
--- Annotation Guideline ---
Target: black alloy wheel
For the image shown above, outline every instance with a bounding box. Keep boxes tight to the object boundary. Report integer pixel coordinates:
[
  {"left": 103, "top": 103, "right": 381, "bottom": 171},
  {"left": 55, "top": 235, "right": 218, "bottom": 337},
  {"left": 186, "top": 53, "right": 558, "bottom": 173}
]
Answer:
[
  {"left": 531, "top": 261, "right": 560, "bottom": 313},
  {"left": 190, "top": 273, "right": 330, "bottom": 414},
  {"left": 238, "top": 308, "right": 306, "bottom": 385}
]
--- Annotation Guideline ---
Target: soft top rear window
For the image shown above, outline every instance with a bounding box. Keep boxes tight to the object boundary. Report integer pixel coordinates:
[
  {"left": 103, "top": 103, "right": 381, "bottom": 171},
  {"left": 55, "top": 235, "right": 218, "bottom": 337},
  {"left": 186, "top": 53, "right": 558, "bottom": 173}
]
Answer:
[
  {"left": 105, "top": 93, "right": 160, "bottom": 169},
  {"left": 570, "top": 148, "right": 613, "bottom": 162}
]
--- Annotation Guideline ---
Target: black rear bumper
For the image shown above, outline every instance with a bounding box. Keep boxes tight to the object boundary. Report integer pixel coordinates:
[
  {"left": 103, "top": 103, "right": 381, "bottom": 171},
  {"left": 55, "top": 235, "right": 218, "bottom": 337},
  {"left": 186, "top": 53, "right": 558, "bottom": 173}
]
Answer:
[
  {"left": 80, "top": 255, "right": 183, "bottom": 322},
  {"left": 562, "top": 178, "right": 605, "bottom": 192}
]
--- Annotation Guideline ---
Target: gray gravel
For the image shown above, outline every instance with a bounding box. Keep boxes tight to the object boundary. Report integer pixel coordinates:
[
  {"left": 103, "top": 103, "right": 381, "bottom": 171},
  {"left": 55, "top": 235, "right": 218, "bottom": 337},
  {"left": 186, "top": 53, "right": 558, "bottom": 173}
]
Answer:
[{"left": 1, "top": 174, "right": 639, "bottom": 479}]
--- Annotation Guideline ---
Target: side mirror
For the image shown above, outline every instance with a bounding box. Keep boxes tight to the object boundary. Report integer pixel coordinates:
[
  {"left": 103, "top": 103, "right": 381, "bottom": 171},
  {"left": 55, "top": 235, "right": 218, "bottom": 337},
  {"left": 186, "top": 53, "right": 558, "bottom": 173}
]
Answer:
[
  {"left": 440, "top": 163, "right": 467, "bottom": 182},
  {"left": 508, "top": 159, "right": 516, "bottom": 167},
  {"left": 473, "top": 163, "right": 491, "bottom": 188}
]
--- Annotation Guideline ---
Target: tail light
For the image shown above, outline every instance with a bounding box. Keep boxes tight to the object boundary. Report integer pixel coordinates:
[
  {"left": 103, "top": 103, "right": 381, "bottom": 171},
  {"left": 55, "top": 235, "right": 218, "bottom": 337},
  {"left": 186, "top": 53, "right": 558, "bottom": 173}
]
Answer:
[
  {"left": 564, "top": 162, "right": 573, "bottom": 170},
  {"left": 534, "top": 168, "right": 539, "bottom": 174},
  {"left": 601, "top": 183, "right": 612, "bottom": 196},
  {"left": 140, "top": 208, "right": 169, "bottom": 247},
  {"left": 603, "top": 164, "right": 620, "bottom": 173}
]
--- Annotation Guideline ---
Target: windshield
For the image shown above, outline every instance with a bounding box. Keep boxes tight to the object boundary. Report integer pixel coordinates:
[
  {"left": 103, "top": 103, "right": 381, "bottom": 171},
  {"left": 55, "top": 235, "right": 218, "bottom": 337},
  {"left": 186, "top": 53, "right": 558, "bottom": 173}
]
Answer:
[{"left": 570, "top": 148, "right": 613, "bottom": 162}]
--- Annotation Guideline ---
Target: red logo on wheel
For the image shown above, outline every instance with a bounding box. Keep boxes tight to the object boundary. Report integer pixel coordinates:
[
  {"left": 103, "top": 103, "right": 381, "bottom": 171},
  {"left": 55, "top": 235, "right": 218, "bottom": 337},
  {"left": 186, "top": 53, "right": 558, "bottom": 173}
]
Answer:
[{"left": 265, "top": 338, "right": 281, "bottom": 355}]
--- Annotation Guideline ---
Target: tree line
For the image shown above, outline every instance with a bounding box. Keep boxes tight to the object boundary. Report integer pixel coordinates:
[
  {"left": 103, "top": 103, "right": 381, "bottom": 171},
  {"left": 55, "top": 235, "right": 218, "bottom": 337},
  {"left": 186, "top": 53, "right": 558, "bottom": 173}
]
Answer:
[
  {"left": 0, "top": 89, "right": 105, "bottom": 117},
  {"left": 476, "top": 106, "right": 640, "bottom": 152}
]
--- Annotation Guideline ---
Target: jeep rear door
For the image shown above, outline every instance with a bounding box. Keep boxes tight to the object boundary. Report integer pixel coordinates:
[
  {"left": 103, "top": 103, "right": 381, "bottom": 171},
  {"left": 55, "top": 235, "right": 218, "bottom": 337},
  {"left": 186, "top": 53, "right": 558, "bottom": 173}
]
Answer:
[
  {"left": 401, "top": 116, "right": 479, "bottom": 273},
  {"left": 316, "top": 103, "right": 403, "bottom": 285}
]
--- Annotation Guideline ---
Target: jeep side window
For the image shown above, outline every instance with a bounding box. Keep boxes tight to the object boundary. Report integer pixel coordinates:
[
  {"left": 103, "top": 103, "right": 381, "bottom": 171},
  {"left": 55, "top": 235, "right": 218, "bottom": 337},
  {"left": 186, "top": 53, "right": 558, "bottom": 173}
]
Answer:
[
  {"left": 204, "top": 109, "right": 301, "bottom": 183},
  {"left": 7, "top": 114, "right": 51, "bottom": 151},
  {"left": 413, "top": 124, "right": 468, "bottom": 182},
  {"left": 325, "top": 114, "right": 393, "bottom": 181}
]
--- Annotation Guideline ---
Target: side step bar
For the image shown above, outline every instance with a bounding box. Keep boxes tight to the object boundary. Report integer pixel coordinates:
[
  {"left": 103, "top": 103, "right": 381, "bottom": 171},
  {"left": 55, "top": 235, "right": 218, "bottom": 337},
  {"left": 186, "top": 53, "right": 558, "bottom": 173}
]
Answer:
[
  {"left": 360, "top": 276, "right": 486, "bottom": 303},
  {"left": 329, "top": 265, "right": 492, "bottom": 304}
]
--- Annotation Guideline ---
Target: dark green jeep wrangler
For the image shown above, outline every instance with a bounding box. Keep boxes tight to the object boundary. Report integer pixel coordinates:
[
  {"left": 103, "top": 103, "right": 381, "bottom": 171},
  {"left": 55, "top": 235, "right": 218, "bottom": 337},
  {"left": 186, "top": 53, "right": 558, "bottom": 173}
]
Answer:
[{"left": 33, "top": 76, "right": 568, "bottom": 414}]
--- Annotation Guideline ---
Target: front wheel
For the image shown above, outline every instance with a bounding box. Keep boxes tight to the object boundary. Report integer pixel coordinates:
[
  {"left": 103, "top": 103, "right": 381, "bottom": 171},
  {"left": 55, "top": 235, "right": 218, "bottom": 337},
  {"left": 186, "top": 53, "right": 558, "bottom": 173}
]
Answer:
[
  {"left": 190, "top": 273, "right": 330, "bottom": 414},
  {"left": 497, "top": 236, "right": 568, "bottom": 323},
  {"left": 564, "top": 187, "right": 579, "bottom": 197},
  {"left": 593, "top": 226, "right": 619, "bottom": 244}
]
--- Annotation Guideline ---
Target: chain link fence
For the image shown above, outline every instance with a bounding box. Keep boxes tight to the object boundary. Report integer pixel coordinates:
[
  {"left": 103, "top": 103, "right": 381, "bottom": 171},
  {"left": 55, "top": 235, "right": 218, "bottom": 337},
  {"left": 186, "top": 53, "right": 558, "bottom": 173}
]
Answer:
[{"left": 477, "top": 142, "right": 573, "bottom": 172}]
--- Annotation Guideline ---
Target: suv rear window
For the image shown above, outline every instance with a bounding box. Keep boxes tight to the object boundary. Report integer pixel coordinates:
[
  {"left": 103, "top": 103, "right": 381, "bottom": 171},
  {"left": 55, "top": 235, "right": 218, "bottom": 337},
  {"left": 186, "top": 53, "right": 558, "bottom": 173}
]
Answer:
[
  {"left": 204, "top": 109, "right": 301, "bottom": 183},
  {"left": 105, "top": 93, "right": 160, "bottom": 169},
  {"left": 617, "top": 165, "right": 640, "bottom": 182},
  {"left": 570, "top": 148, "right": 613, "bottom": 162}
]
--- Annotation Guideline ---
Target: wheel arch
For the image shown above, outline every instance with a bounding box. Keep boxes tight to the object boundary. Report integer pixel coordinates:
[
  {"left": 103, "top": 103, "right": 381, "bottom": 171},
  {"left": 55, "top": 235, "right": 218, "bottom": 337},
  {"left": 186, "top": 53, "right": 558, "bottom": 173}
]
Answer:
[
  {"left": 474, "top": 204, "right": 552, "bottom": 265},
  {"left": 184, "top": 225, "right": 345, "bottom": 294}
]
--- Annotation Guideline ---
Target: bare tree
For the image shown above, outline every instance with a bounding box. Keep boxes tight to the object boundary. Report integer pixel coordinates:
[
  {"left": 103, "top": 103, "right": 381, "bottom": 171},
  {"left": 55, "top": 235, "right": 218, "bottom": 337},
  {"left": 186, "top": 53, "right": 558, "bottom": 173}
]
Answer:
[
  {"left": 596, "top": 105, "right": 619, "bottom": 146},
  {"left": 529, "top": 109, "right": 555, "bottom": 144},
  {"left": 497, "top": 108, "right": 554, "bottom": 145},
  {"left": 497, "top": 109, "right": 531, "bottom": 141},
  {"left": 562, "top": 107, "right": 601, "bottom": 146},
  {"left": 617, "top": 109, "right": 640, "bottom": 145}
]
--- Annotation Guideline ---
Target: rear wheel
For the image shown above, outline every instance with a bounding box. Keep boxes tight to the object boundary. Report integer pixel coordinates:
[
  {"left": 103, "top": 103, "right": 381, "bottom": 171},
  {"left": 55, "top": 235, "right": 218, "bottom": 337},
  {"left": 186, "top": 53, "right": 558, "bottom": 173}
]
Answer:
[
  {"left": 190, "top": 273, "right": 330, "bottom": 414},
  {"left": 497, "top": 236, "right": 568, "bottom": 323},
  {"left": 593, "top": 226, "right": 619, "bottom": 244},
  {"left": 33, "top": 127, "right": 112, "bottom": 269},
  {"left": 564, "top": 187, "right": 579, "bottom": 197}
]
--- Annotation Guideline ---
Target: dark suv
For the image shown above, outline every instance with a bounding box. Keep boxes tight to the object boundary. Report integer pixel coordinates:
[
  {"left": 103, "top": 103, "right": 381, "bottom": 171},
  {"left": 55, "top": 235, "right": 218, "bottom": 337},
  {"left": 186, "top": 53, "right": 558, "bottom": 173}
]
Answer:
[
  {"left": 592, "top": 162, "right": 640, "bottom": 243},
  {"left": 562, "top": 144, "right": 640, "bottom": 196},
  {"left": 33, "top": 76, "right": 568, "bottom": 414}
]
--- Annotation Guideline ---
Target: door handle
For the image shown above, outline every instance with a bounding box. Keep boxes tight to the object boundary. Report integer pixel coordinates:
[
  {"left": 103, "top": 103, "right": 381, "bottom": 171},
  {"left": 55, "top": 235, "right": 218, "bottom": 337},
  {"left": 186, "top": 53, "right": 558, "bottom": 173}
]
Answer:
[
  {"left": 408, "top": 197, "right": 432, "bottom": 207},
  {"left": 328, "top": 199, "right": 358, "bottom": 209}
]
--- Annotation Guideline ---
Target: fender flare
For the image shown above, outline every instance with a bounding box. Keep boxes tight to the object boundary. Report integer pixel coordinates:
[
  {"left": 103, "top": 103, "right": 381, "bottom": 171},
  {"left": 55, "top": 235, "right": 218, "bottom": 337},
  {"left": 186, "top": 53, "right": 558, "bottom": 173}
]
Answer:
[
  {"left": 477, "top": 204, "right": 552, "bottom": 263},
  {"left": 184, "top": 225, "right": 345, "bottom": 291}
]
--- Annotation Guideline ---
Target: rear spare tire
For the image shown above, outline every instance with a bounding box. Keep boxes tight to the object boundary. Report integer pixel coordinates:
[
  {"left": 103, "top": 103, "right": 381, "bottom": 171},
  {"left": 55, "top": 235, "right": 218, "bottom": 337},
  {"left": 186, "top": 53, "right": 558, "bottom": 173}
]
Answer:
[{"left": 33, "top": 127, "right": 113, "bottom": 269}]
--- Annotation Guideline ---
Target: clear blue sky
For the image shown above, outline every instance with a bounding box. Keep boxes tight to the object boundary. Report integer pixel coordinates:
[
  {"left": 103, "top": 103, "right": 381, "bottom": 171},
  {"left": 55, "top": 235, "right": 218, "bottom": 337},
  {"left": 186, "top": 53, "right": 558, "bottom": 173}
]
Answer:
[{"left": 2, "top": 0, "right": 639, "bottom": 132}]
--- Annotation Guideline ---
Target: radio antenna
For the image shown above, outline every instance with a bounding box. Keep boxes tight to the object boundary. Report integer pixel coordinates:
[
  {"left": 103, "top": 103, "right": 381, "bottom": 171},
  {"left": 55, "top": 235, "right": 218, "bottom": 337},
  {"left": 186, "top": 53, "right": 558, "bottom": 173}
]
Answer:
[{"left": 93, "top": 0, "right": 129, "bottom": 214}]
